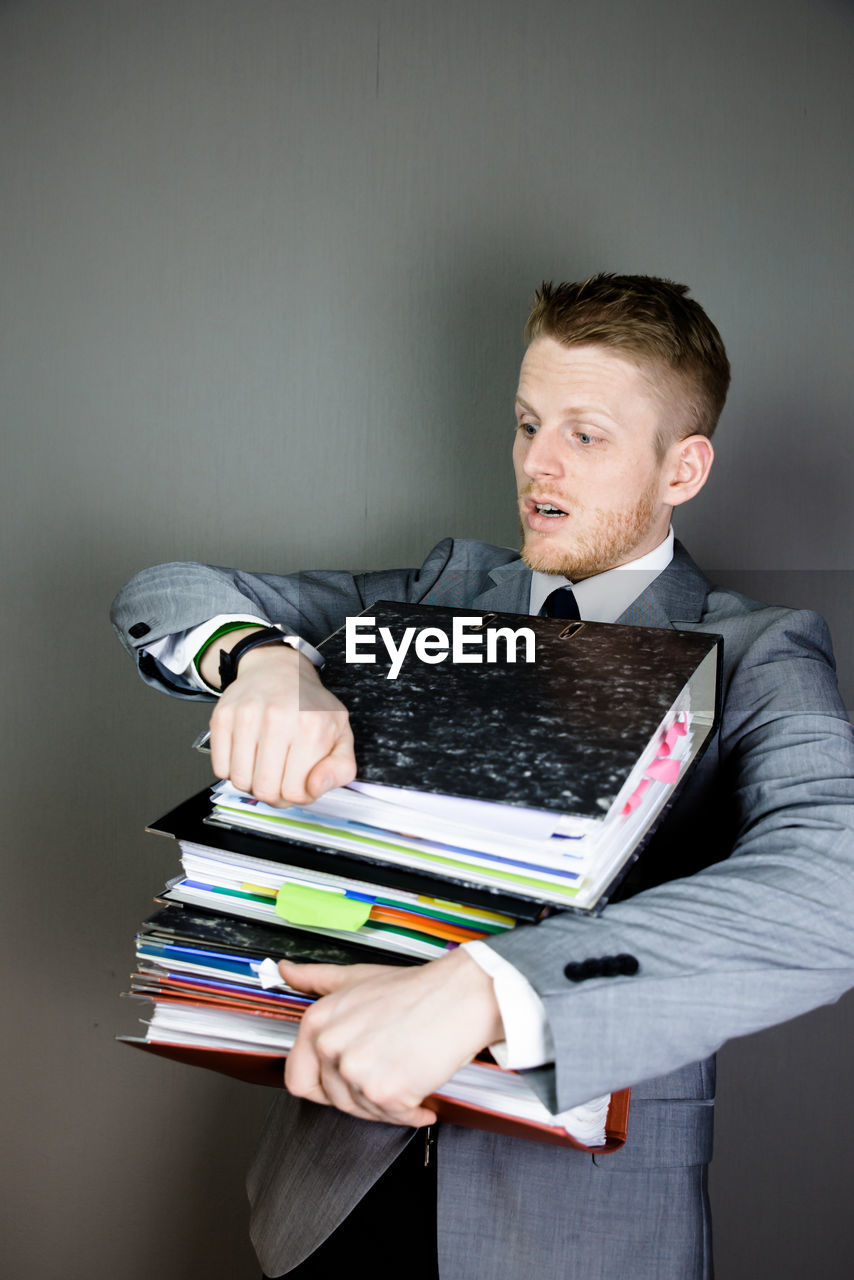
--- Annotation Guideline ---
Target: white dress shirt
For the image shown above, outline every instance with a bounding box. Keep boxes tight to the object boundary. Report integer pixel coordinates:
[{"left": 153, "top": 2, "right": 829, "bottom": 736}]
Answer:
[
  {"left": 142, "top": 531, "right": 675, "bottom": 1069},
  {"left": 144, "top": 613, "right": 270, "bottom": 690}
]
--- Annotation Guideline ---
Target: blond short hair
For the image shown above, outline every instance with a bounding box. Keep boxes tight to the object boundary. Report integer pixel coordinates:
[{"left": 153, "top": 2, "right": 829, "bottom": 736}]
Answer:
[{"left": 525, "top": 275, "right": 731, "bottom": 444}]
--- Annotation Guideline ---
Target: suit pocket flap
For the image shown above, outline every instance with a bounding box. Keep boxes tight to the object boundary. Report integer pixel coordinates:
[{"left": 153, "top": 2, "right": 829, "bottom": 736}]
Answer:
[{"left": 592, "top": 1098, "right": 714, "bottom": 1169}]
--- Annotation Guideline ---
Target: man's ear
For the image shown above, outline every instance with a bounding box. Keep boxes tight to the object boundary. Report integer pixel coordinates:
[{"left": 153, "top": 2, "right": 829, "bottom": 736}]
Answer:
[{"left": 663, "top": 435, "right": 714, "bottom": 508}]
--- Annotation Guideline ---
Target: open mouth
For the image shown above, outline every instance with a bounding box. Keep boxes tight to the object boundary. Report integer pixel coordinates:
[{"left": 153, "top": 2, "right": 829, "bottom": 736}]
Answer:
[{"left": 534, "top": 502, "right": 567, "bottom": 517}]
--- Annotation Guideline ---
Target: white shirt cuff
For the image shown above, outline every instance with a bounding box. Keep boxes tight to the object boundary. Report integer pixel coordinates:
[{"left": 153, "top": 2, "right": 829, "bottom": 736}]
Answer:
[
  {"left": 142, "top": 614, "right": 269, "bottom": 693},
  {"left": 462, "top": 940, "right": 555, "bottom": 1070}
]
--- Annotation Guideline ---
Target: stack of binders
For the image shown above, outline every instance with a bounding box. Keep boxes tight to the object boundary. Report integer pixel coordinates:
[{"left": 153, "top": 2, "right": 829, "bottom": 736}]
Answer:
[{"left": 120, "top": 602, "right": 721, "bottom": 1151}]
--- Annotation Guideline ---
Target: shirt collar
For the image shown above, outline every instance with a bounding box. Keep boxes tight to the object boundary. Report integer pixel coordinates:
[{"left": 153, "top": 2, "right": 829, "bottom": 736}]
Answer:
[{"left": 527, "top": 528, "right": 675, "bottom": 623}]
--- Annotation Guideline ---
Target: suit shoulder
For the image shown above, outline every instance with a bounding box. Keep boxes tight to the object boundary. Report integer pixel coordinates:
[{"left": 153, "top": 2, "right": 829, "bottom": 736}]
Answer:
[
  {"left": 404, "top": 538, "right": 523, "bottom": 609},
  {"left": 697, "top": 585, "right": 844, "bottom": 728},
  {"left": 702, "top": 583, "right": 833, "bottom": 654},
  {"left": 425, "top": 537, "right": 521, "bottom": 572}
]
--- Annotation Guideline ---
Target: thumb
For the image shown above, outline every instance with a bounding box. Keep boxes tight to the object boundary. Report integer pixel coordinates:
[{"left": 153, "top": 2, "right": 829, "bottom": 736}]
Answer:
[
  {"left": 305, "top": 735, "right": 357, "bottom": 801},
  {"left": 277, "top": 960, "right": 360, "bottom": 995}
]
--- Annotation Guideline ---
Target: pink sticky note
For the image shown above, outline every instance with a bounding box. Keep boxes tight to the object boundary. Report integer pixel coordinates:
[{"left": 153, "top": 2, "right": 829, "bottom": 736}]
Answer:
[
  {"left": 663, "top": 720, "right": 687, "bottom": 753},
  {"left": 621, "top": 777, "right": 652, "bottom": 816},
  {"left": 645, "top": 757, "right": 682, "bottom": 785}
]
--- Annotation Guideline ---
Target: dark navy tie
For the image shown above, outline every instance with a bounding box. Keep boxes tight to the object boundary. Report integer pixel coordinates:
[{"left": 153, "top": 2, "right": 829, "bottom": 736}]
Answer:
[{"left": 542, "top": 586, "right": 581, "bottom": 619}]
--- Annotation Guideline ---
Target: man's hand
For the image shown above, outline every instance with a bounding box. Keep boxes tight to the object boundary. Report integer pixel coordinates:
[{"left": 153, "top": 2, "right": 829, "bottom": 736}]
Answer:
[
  {"left": 279, "top": 948, "right": 505, "bottom": 1127},
  {"left": 207, "top": 641, "right": 356, "bottom": 806}
]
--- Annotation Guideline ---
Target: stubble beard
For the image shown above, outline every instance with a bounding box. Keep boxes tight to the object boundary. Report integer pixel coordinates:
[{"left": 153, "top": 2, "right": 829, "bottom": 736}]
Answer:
[{"left": 518, "top": 482, "right": 660, "bottom": 580}]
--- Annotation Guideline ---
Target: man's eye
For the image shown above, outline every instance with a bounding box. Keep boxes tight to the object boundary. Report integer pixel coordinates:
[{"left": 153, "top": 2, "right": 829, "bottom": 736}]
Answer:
[
  {"left": 577, "top": 432, "right": 596, "bottom": 445},
  {"left": 517, "top": 422, "right": 537, "bottom": 437}
]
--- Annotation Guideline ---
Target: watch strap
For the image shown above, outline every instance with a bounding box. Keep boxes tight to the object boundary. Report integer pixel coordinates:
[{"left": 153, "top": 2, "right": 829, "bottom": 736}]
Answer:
[{"left": 218, "top": 625, "right": 324, "bottom": 691}]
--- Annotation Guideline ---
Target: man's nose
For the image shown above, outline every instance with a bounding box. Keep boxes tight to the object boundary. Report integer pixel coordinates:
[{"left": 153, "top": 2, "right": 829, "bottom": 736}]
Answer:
[{"left": 522, "top": 429, "right": 564, "bottom": 480}]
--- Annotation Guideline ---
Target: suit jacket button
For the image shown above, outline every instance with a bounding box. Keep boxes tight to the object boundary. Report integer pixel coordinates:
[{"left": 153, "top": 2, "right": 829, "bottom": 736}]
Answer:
[
  {"left": 616, "top": 953, "right": 639, "bottom": 975},
  {"left": 129, "top": 622, "right": 151, "bottom": 639},
  {"left": 565, "top": 958, "right": 606, "bottom": 981}
]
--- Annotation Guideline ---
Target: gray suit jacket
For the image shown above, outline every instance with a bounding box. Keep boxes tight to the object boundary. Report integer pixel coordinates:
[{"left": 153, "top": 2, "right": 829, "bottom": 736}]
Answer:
[{"left": 111, "top": 539, "right": 854, "bottom": 1279}]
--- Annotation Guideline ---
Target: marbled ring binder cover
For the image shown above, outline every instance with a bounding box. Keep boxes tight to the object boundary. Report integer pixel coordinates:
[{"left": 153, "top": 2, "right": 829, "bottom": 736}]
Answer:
[
  {"left": 318, "top": 601, "right": 719, "bottom": 816},
  {"left": 210, "top": 602, "right": 721, "bottom": 911}
]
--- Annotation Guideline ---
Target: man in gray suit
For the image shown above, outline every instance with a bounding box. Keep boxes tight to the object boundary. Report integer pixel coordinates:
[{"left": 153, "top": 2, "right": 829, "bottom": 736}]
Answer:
[{"left": 112, "top": 276, "right": 854, "bottom": 1278}]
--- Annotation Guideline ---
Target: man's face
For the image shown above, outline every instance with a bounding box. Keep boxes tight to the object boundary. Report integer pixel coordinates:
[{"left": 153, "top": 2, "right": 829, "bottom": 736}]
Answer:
[{"left": 513, "top": 338, "right": 679, "bottom": 580}]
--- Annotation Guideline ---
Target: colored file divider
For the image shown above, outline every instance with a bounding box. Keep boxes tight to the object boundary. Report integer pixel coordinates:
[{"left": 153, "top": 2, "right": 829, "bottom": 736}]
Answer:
[{"left": 274, "top": 882, "right": 373, "bottom": 931}]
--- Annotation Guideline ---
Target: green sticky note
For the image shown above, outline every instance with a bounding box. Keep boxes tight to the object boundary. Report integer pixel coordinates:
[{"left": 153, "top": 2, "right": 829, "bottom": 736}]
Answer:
[{"left": 275, "top": 883, "right": 372, "bottom": 932}]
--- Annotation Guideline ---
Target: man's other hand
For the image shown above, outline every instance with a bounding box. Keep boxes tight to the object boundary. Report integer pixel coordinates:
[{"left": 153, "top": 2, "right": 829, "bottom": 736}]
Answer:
[
  {"left": 279, "top": 948, "right": 505, "bottom": 1127},
  {"left": 207, "top": 642, "right": 356, "bottom": 806}
]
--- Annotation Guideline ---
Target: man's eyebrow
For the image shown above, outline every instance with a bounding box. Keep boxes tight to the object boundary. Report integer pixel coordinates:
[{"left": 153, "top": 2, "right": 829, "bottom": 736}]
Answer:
[{"left": 514, "top": 394, "right": 621, "bottom": 427}]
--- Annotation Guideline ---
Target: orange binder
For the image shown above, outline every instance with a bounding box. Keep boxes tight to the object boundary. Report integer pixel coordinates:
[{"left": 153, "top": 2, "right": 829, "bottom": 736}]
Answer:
[{"left": 121, "top": 1036, "right": 630, "bottom": 1154}]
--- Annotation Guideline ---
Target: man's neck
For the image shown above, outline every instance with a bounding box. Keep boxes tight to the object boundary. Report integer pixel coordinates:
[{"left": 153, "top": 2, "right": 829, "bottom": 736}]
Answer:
[{"left": 527, "top": 528, "right": 675, "bottom": 623}]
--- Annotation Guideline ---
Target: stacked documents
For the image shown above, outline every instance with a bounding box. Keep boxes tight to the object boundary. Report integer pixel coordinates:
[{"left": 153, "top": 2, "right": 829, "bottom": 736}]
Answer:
[
  {"left": 163, "top": 836, "right": 518, "bottom": 960},
  {"left": 122, "top": 906, "right": 618, "bottom": 1148},
  {"left": 121, "top": 605, "right": 719, "bottom": 1150},
  {"left": 209, "top": 704, "right": 695, "bottom": 909}
]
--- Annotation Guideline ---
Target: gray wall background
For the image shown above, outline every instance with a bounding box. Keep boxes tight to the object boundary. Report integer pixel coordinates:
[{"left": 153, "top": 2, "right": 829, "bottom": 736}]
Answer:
[{"left": 2, "top": 1, "right": 853, "bottom": 1276}]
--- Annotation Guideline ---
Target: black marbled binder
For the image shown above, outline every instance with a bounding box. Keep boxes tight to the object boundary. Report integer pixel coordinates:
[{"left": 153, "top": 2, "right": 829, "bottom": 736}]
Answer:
[
  {"left": 317, "top": 601, "right": 720, "bottom": 820},
  {"left": 137, "top": 902, "right": 415, "bottom": 967}
]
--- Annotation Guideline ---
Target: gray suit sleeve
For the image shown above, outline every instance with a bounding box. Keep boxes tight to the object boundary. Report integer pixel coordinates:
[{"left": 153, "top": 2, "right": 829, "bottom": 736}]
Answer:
[
  {"left": 487, "top": 608, "right": 854, "bottom": 1111},
  {"left": 109, "top": 540, "right": 459, "bottom": 697}
]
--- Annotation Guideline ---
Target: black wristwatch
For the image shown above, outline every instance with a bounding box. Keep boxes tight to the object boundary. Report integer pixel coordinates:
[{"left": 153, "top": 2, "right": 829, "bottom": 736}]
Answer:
[{"left": 218, "top": 625, "right": 325, "bottom": 691}]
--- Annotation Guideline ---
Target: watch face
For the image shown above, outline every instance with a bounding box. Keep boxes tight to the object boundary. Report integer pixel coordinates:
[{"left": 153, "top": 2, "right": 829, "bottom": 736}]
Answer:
[{"left": 286, "top": 636, "right": 323, "bottom": 668}]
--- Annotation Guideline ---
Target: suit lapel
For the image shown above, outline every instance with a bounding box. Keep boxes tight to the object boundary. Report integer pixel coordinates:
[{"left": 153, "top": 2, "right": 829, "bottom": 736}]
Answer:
[
  {"left": 471, "top": 558, "right": 534, "bottom": 614},
  {"left": 616, "top": 540, "right": 711, "bottom": 628}
]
